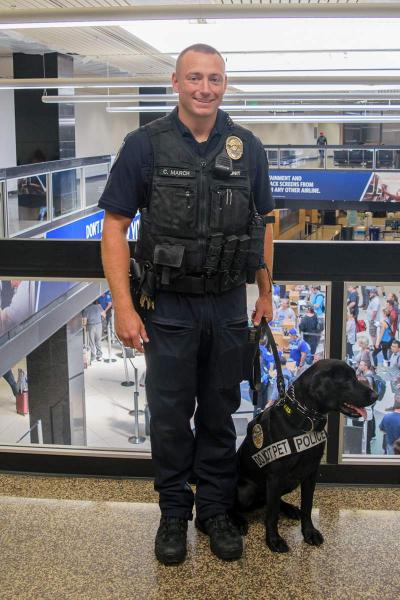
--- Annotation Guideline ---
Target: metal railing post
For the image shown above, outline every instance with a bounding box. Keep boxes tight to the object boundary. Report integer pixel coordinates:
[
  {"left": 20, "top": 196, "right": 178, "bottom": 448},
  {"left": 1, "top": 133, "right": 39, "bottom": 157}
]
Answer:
[
  {"left": 128, "top": 366, "right": 146, "bottom": 444},
  {"left": 103, "top": 320, "right": 116, "bottom": 363},
  {"left": 3, "top": 179, "right": 9, "bottom": 238},
  {"left": 16, "top": 419, "right": 43, "bottom": 444},
  {"left": 47, "top": 171, "right": 53, "bottom": 221},
  {"left": 37, "top": 419, "right": 43, "bottom": 444},
  {"left": 80, "top": 166, "right": 86, "bottom": 208},
  {"left": 121, "top": 344, "right": 134, "bottom": 387}
]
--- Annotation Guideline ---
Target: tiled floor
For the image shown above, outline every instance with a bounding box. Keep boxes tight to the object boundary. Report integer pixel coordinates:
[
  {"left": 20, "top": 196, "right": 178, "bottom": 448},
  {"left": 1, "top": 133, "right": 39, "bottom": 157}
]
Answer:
[
  {"left": 0, "top": 474, "right": 399, "bottom": 600},
  {"left": 83, "top": 350, "right": 150, "bottom": 450}
]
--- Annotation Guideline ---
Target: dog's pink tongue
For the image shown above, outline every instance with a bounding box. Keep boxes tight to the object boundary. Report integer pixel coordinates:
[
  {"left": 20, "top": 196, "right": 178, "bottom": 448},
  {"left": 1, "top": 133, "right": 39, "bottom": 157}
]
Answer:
[{"left": 352, "top": 405, "right": 367, "bottom": 419}]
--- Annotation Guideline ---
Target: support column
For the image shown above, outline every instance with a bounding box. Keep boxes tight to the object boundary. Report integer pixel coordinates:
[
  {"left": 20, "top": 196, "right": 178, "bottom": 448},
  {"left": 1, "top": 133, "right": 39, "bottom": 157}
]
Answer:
[
  {"left": 139, "top": 86, "right": 167, "bottom": 126},
  {"left": 13, "top": 52, "right": 76, "bottom": 164},
  {"left": 27, "top": 314, "right": 86, "bottom": 445}
]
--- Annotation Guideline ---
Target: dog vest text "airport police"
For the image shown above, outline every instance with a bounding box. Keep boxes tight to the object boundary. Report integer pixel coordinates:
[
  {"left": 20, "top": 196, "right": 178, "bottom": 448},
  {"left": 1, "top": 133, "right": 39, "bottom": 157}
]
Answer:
[{"left": 251, "top": 430, "right": 327, "bottom": 469}]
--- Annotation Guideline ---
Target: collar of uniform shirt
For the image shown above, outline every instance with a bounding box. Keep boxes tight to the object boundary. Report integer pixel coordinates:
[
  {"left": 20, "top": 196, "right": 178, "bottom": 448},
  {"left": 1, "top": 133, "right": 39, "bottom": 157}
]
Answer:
[{"left": 171, "top": 107, "right": 225, "bottom": 155}]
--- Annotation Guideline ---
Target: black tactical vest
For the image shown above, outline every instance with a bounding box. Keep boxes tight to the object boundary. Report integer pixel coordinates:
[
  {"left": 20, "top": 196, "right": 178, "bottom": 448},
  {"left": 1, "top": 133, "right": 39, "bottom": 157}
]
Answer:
[{"left": 134, "top": 111, "right": 264, "bottom": 295}]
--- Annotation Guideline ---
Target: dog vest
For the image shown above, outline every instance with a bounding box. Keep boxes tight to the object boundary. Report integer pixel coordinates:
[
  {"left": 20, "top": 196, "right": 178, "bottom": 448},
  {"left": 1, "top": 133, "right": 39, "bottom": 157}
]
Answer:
[{"left": 251, "top": 424, "right": 327, "bottom": 469}]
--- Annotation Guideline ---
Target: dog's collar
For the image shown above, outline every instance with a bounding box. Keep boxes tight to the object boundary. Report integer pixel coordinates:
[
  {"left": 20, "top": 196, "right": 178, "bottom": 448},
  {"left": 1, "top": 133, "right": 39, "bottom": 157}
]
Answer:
[{"left": 277, "top": 385, "right": 327, "bottom": 432}]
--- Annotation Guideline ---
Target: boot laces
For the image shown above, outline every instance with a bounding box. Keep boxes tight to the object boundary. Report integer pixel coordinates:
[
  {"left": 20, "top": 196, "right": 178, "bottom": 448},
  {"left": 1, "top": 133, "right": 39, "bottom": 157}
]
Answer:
[
  {"left": 160, "top": 517, "right": 187, "bottom": 535},
  {"left": 209, "top": 514, "right": 236, "bottom": 534}
]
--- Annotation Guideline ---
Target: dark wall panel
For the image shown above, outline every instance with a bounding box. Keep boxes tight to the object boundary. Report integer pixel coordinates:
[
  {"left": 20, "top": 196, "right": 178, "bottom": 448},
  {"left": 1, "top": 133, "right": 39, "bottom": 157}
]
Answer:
[
  {"left": 13, "top": 52, "right": 75, "bottom": 165},
  {"left": 139, "top": 86, "right": 168, "bottom": 126}
]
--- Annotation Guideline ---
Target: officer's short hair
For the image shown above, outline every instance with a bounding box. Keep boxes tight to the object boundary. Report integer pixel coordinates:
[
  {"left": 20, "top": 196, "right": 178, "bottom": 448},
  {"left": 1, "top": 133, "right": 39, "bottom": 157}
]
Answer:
[{"left": 176, "top": 44, "right": 225, "bottom": 71}]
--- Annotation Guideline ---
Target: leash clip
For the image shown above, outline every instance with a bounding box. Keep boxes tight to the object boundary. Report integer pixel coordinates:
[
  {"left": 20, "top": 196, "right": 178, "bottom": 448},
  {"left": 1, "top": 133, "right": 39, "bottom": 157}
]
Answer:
[{"left": 304, "top": 416, "right": 314, "bottom": 433}]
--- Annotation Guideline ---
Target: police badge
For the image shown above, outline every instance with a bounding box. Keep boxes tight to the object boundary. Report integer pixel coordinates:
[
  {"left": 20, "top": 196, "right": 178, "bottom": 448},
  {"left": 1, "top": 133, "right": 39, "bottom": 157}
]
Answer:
[
  {"left": 226, "top": 136, "right": 243, "bottom": 160},
  {"left": 252, "top": 423, "right": 264, "bottom": 449}
]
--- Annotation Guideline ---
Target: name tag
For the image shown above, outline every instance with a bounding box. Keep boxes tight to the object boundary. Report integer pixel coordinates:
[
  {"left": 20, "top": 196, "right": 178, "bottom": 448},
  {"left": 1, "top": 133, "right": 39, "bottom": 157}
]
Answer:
[
  {"left": 252, "top": 439, "right": 292, "bottom": 468},
  {"left": 158, "top": 167, "right": 195, "bottom": 178}
]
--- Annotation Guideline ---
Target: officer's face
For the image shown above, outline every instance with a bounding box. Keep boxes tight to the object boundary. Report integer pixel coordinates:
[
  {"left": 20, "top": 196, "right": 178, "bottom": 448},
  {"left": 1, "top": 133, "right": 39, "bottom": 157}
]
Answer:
[{"left": 172, "top": 50, "right": 227, "bottom": 120}]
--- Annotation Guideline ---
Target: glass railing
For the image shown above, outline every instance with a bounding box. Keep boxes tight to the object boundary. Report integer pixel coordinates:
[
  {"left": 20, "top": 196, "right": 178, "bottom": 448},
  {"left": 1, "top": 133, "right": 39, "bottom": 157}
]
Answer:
[
  {"left": 84, "top": 163, "right": 109, "bottom": 208},
  {"left": 6, "top": 174, "right": 48, "bottom": 235},
  {"left": 0, "top": 156, "right": 111, "bottom": 238},
  {"left": 1, "top": 239, "right": 399, "bottom": 483},
  {"left": 264, "top": 145, "right": 400, "bottom": 170},
  {"left": 1, "top": 276, "right": 328, "bottom": 455},
  {"left": 342, "top": 281, "right": 400, "bottom": 460}
]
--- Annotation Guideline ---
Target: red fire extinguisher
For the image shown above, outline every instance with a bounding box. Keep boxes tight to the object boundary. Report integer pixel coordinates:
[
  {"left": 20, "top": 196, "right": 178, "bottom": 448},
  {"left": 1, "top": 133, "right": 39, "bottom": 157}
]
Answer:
[{"left": 16, "top": 368, "right": 29, "bottom": 416}]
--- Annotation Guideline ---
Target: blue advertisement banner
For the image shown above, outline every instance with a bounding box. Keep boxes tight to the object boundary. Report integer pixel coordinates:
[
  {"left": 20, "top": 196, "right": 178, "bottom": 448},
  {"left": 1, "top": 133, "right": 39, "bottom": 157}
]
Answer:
[
  {"left": 45, "top": 210, "right": 140, "bottom": 240},
  {"left": 45, "top": 210, "right": 105, "bottom": 239},
  {"left": 269, "top": 169, "right": 373, "bottom": 202}
]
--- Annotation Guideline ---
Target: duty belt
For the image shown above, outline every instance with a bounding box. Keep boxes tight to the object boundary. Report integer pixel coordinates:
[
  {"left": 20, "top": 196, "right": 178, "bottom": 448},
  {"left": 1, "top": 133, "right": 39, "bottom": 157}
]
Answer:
[{"left": 159, "top": 271, "right": 247, "bottom": 295}]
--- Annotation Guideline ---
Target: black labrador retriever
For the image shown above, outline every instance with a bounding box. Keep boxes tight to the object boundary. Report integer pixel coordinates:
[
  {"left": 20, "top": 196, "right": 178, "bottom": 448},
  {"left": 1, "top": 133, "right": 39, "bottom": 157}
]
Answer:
[{"left": 236, "top": 359, "right": 377, "bottom": 553}]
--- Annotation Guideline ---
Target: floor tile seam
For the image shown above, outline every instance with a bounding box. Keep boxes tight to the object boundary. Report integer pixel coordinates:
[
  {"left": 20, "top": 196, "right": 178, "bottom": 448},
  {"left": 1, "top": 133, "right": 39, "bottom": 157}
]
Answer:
[{"left": 0, "top": 488, "right": 158, "bottom": 502}]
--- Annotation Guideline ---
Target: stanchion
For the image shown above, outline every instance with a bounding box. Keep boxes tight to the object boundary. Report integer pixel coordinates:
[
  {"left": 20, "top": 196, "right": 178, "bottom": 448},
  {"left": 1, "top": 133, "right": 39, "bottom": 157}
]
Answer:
[
  {"left": 128, "top": 366, "right": 146, "bottom": 444},
  {"left": 37, "top": 419, "right": 43, "bottom": 444},
  {"left": 110, "top": 311, "right": 116, "bottom": 343},
  {"left": 121, "top": 345, "right": 134, "bottom": 387},
  {"left": 103, "top": 320, "right": 117, "bottom": 363},
  {"left": 362, "top": 419, "right": 368, "bottom": 454}
]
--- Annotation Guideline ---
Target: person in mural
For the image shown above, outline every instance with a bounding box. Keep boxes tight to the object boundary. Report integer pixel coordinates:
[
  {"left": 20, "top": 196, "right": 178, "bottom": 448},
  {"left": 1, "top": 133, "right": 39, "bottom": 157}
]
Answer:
[{"left": 0, "top": 280, "right": 36, "bottom": 337}]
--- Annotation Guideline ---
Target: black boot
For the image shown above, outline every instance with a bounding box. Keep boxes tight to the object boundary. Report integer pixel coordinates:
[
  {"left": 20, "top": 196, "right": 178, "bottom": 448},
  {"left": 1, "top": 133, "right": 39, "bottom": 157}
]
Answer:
[
  {"left": 155, "top": 517, "right": 188, "bottom": 565},
  {"left": 195, "top": 513, "right": 243, "bottom": 561}
]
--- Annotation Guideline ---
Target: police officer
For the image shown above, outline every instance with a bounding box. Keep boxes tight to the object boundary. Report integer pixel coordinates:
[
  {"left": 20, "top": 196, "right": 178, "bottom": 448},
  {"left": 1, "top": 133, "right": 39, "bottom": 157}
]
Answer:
[{"left": 100, "top": 44, "right": 274, "bottom": 565}]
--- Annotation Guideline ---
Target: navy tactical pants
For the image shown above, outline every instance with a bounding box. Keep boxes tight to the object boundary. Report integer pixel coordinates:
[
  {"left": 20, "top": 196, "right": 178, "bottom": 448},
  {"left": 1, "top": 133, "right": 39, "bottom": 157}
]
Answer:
[{"left": 143, "top": 284, "right": 248, "bottom": 521}]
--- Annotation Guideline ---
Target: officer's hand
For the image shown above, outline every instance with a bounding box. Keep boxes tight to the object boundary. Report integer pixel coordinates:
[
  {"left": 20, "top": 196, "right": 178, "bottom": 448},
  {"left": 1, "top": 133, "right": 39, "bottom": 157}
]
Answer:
[
  {"left": 115, "top": 308, "right": 149, "bottom": 353},
  {"left": 252, "top": 294, "right": 273, "bottom": 326}
]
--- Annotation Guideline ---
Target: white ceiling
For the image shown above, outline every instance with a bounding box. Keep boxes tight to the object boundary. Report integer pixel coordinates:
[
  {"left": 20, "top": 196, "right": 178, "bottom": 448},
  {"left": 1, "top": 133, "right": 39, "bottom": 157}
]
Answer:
[{"left": 0, "top": 1, "right": 399, "bottom": 99}]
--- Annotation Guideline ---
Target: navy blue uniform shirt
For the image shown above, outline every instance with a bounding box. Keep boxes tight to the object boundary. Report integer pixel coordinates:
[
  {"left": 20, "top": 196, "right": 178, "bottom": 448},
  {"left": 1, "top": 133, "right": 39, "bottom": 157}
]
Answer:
[{"left": 98, "top": 108, "right": 274, "bottom": 218}]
